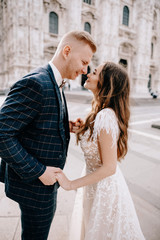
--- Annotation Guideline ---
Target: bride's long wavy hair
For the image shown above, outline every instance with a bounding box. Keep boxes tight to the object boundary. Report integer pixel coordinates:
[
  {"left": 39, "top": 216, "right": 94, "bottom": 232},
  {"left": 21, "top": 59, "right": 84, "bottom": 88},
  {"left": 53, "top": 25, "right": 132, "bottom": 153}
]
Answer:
[{"left": 77, "top": 62, "right": 130, "bottom": 160}]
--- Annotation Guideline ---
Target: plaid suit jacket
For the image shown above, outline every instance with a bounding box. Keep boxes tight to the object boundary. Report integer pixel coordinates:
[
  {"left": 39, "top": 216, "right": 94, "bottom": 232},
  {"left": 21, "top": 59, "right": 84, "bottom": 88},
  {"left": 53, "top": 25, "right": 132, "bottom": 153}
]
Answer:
[{"left": 0, "top": 64, "right": 70, "bottom": 208}]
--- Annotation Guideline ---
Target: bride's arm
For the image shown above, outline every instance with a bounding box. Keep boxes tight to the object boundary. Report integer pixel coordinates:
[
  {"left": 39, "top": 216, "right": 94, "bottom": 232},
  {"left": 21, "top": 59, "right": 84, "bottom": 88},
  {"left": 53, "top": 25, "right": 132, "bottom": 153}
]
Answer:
[{"left": 56, "top": 129, "right": 117, "bottom": 190}]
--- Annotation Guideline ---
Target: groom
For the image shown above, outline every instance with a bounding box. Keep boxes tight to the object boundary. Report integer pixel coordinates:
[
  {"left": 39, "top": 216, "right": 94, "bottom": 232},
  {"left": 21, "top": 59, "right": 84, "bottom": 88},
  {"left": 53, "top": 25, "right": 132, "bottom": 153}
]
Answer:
[{"left": 0, "top": 30, "right": 96, "bottom": 240}]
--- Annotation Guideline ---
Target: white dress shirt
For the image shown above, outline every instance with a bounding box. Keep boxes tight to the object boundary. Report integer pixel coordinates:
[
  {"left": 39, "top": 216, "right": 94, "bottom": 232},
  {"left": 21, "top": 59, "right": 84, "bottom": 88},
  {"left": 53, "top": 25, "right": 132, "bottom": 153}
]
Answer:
[{"left": 49, "top": 61, "right": 64, "bottom": 102}]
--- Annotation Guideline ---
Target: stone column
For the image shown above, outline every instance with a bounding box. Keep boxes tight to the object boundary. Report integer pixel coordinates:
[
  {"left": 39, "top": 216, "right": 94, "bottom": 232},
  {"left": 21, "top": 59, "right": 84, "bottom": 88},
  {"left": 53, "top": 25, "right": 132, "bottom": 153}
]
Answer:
[
  {"left": 133, "top": 0, "right": 153, "bottom": 93},
  {"left": 0, "top": 0, "right": 10, "bottom": 91},
  {"left": 96, "top": 0, "right": 119, "bottom": 64},
  {"left": 66, "top": 0, "right": 81, "bottom": 31},
  {"left": 0, "top": 0, "right": 44, "bottom": 90}
]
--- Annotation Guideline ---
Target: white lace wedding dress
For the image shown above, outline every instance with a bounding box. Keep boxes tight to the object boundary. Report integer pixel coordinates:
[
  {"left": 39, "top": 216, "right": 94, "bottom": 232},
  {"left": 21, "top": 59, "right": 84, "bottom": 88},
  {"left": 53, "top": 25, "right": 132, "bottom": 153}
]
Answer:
[{"left": 69, "top": 108, "right": 145, "bottom": 240}]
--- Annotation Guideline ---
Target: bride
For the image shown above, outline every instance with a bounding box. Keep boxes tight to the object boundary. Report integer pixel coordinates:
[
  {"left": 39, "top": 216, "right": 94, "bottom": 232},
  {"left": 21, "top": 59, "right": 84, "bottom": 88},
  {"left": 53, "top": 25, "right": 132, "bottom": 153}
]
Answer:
[{"left": 56, "top": 62, "right": 145, "bottom": 240}]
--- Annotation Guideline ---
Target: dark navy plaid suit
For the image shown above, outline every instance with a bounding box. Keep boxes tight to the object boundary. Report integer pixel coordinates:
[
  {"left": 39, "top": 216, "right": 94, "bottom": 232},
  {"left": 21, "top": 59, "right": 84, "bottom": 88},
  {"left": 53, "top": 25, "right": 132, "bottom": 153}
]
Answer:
[{"left": 0, "top": 64, "right": 70, "bottom": 239}]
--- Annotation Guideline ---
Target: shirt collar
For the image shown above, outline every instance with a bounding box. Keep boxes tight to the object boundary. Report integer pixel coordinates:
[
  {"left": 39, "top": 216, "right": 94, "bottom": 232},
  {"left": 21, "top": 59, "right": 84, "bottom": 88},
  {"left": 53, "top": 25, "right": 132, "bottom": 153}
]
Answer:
[{"left": 49, "top": 61, "right": 62, "bottom": 87}]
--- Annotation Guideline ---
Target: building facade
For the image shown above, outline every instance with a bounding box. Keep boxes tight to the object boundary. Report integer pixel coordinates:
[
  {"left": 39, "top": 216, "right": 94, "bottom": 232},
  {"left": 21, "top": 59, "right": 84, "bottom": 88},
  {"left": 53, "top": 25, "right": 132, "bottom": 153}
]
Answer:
[{"left": 0, "top": 0, "right": 160, "bottom": 94}]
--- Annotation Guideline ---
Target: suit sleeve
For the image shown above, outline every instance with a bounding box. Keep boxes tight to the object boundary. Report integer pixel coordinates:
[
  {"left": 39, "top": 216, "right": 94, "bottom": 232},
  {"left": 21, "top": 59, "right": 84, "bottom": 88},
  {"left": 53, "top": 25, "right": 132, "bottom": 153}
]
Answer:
[{"left": 0, "top": 78, "right": 46, "bottom": 182}]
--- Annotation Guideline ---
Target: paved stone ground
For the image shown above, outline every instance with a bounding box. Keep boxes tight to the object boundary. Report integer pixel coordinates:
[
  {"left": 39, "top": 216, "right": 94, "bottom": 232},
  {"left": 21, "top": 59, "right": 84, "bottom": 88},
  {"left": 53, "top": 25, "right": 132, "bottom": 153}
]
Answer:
[{"left": 0, "top": 93, "right": 160, "bottom": 240}]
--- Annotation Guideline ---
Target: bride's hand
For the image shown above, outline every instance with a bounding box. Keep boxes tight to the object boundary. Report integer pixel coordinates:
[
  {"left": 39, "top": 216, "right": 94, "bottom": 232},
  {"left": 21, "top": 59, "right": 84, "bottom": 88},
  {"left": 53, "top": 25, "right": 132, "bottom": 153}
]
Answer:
[
  {"left": 56, "top": 172, "right": 72, "bottom": 191},
  {"left": 69, "top": 118, "right": 84, "bottom": 133}
]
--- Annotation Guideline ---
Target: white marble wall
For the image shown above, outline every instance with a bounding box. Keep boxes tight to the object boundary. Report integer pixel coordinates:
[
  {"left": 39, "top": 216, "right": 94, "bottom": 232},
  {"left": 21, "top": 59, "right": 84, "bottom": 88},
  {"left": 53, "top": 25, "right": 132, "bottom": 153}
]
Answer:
[
  {"left": 0, "top": 0, "right": 44, "bottom": 89},
  {"left": 0, "top": 0, "right": 160, "bottom": 93}
]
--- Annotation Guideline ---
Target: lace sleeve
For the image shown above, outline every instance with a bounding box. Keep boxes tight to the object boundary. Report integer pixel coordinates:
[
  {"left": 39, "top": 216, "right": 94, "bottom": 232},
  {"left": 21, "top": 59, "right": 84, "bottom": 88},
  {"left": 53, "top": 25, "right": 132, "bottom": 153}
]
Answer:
[{"left": 93, "top": 108, "right": 119, "bottom": 147}]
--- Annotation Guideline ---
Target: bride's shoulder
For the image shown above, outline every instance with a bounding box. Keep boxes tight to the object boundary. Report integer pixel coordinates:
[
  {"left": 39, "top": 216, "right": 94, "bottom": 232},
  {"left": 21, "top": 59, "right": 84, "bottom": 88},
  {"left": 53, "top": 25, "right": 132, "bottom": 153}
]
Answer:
[
  {"left": 94, "top": 108, "right": 118, "bottom": 131},
  {"left": 93, "top": 108, "right": 119, "bottom": 141},
  {"left": 95, "top": 108, "right": 117, "bottom": 122}
]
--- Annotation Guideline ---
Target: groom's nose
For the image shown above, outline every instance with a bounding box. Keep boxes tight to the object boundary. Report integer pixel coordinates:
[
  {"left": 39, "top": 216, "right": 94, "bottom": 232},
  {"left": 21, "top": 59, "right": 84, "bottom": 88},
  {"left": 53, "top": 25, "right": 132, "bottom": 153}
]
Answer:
[{"left": 82, "top": 66, "right": 88, "bottom": 75}]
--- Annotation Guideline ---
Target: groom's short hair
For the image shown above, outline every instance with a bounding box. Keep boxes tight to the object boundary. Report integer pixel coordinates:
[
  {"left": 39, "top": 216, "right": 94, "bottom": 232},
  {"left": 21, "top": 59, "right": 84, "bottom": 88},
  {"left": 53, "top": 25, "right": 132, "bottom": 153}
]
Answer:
[{"left": 58, "top": 30, "right": 97, "bottom": 53}]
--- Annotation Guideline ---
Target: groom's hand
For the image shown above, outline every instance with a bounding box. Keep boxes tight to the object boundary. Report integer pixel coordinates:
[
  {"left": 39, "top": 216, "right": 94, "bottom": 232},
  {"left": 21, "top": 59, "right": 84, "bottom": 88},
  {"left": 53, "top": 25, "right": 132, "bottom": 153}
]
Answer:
[
  {"left": 39, "top": 166, "right": 62, "bottom": 185},
  {"left": 69, "top": 118, "right": 84, "bottom": 133}
]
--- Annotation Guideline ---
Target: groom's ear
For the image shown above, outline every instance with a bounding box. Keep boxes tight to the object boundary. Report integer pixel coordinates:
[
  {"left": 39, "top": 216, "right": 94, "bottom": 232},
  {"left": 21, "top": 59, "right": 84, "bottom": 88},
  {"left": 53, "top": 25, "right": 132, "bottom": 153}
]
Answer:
[{"left": 63, "top": 45, "right": 71, "bottom": 59}]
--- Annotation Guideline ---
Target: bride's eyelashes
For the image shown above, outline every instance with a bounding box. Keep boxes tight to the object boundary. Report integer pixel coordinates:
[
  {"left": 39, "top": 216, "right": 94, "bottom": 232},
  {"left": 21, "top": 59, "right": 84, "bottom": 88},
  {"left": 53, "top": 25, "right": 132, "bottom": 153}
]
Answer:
[{"left": 93, "top": 68, "right": 97, "bottom": 75}]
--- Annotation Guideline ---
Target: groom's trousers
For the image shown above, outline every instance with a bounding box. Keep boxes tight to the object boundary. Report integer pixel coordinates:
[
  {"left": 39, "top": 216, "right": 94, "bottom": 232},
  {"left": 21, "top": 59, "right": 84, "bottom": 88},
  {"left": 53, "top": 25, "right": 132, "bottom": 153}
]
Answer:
[{"left": 19, "top": 190, "right": 57, "bottom": 240}]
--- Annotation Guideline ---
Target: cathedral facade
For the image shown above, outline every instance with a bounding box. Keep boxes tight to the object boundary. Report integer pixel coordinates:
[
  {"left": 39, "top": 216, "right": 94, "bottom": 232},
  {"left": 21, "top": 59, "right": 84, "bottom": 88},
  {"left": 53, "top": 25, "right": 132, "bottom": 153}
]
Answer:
[{"left": 0, "top": 0, "right": 160, "bottom": 94}]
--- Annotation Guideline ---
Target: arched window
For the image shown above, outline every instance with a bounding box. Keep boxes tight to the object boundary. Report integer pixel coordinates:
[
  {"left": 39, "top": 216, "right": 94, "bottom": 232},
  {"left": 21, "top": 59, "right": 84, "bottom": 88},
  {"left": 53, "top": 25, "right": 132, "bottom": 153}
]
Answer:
[
  {"left": 122, "top": 6, "right": 129, "bottom": 26},
  {"left": 84, "top": 22, "right": 91, "bottom": 34},
  {"left": 119, "top": 59, "right": 128, "bottom": 68},
  {"left": 151, "top": 42, "right": 154, "bottom": 59},
  {"left": 83, "top": 0, "right": 91, "bottom": 4},
  {"left": 49, "top": 12, "right": 58, "bottom": 34}
]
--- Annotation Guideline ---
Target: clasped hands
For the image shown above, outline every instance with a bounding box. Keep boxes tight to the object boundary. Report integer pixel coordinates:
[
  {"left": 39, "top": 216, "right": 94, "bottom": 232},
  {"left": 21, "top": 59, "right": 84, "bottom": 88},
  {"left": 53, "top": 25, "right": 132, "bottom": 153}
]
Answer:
[
  {"left": 69, "top": 118, "right": 84, "bottom": 133},
  {"left": 39, "top": 166, "right": 70, "bottom": 190}
]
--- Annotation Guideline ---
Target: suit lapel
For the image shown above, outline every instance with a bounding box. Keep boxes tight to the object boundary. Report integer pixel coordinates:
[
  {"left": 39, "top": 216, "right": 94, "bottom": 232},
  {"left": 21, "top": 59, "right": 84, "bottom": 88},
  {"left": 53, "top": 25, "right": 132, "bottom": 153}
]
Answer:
[
  {"left": 62, "top": 90, "right": 69, "bottom": 122},
  {"left": 45, "top": 64, "right": 65, "bottom": 140},
  {"left": 62, "top": 90, "right": 70, "bottom": 152}
]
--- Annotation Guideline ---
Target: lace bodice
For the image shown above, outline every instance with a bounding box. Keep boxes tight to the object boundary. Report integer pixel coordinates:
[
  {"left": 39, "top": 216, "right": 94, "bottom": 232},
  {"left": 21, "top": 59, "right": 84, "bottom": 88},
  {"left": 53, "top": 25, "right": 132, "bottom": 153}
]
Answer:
[
  {"left": 80, "top": 108, "right": 119, "bottom": 200},
  {"left": 80, "top": 108, "right": 119, "bottom": 173}
]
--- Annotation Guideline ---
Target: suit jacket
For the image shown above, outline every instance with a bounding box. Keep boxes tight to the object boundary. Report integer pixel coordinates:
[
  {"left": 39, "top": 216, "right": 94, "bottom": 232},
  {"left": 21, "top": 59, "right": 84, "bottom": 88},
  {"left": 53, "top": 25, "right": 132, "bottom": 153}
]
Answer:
[{"left": 0, "top": 64, "right": 70, "bottom": 208}]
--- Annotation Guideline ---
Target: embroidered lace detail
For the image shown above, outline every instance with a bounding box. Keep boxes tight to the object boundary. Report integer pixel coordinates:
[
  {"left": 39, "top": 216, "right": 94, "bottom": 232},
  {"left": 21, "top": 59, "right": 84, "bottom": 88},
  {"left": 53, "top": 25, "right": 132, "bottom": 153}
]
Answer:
[
  {"left": 78, "top": 108, "right": 145, "bottom": 240},
  {"left": 84, "top": 166, "right": 145, "bottom": 240}
]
